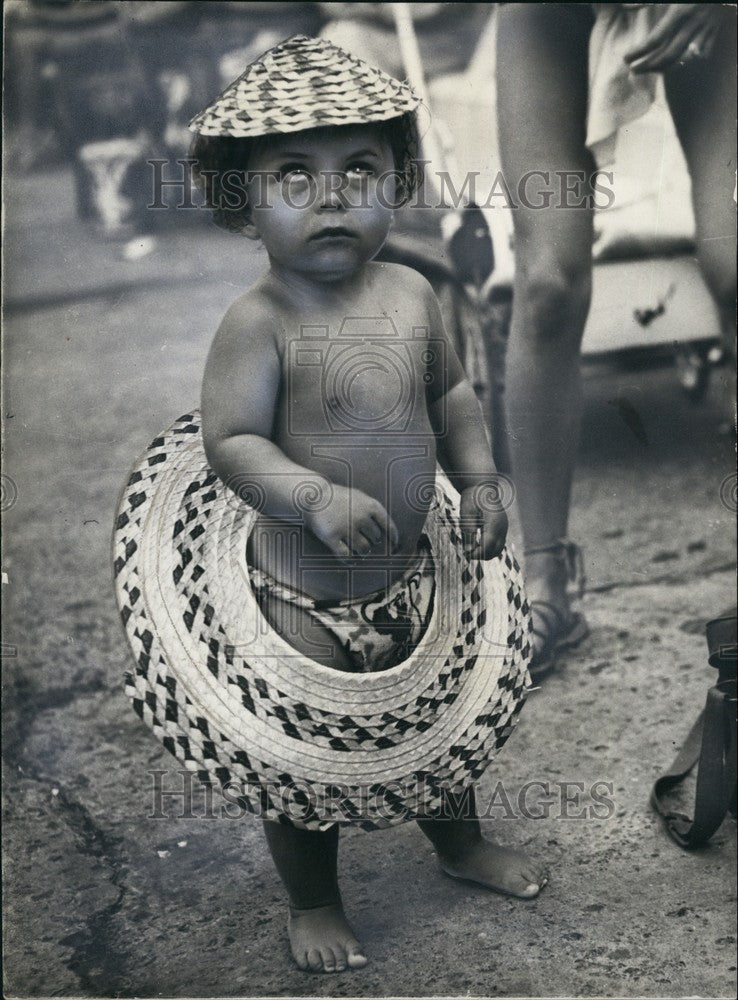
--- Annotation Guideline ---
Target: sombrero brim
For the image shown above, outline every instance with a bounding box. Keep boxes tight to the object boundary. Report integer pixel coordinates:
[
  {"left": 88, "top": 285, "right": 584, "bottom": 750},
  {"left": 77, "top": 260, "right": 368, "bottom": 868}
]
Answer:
[
  {"left": 188, "top": 35, "right": 421, "bottom": 138},
  {"left": 113, "top": 412, "right": 531, "bottom": 831}
]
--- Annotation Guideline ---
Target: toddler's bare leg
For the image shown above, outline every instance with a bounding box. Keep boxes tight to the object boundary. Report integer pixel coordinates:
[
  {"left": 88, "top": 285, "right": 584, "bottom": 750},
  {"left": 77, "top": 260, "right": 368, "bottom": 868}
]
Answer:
[
  {"left": 258, "top": 593, "right": 367, "bottom": 972},
  {"left": 262, "top": 820, "right": 366, "bottom": 972},
  {"left": 416, "top": 788, "right": 547, "bottom": 899}
]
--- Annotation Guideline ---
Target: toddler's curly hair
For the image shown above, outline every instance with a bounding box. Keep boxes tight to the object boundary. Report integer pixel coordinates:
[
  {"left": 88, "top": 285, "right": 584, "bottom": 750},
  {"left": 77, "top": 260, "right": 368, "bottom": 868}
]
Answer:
[{"left": 190, "top": 113, "right": 420, "bottom": 235}]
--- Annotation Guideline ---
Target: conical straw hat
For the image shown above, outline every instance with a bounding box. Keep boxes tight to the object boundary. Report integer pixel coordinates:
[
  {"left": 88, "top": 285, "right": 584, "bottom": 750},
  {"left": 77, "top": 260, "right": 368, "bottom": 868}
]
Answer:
[
  {"left": 113, "top": 412, "right": 531, "bottom": 831},
  {"left": 188, "top": 35, "right": 421, "bottom": 138}
]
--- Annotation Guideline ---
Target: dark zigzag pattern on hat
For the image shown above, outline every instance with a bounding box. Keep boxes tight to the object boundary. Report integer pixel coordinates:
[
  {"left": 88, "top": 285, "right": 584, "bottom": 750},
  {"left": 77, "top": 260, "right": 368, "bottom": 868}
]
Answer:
[
  {"left": 122, "top": 641, "right": 527, "bottom": 823},
  {"left": 123, "top": 670, "right": 525, "bottom": 831},
  {"left": 188, "top": 35, "right": 420, "bottom": 139},
  {"left": 122, "top": 629, "right": 528, "bottom": 827},
  {"left": 115, "top": 412, "right": 531, "bottom": 831},
  {"left": 125, "top": 650, "right": 525, "bottom": 829},
  {"left": 121, "top": 565, "right": 526, "bottom": 809}
]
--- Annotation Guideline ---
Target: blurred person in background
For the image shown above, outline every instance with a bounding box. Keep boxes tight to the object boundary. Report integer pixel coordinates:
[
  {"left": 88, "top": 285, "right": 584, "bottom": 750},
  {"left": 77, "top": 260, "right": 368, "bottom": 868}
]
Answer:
[{"left": 4, "top": 0, "right": 322, "bottom": 237}]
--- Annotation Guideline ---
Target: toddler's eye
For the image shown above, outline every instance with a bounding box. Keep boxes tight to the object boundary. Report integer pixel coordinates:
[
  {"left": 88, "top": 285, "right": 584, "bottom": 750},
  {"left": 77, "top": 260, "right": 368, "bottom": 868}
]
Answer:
[
  {"left": 278, "top": 163, "right": 310, "bottom": 181},
  {"left": 346, "top": 162, "right": 375, "bottom": 177}
]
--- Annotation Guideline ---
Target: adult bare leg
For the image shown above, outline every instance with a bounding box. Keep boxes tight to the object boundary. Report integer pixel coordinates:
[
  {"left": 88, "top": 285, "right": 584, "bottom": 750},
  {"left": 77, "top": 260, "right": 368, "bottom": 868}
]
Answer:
[
  {"left": 496, "top": 3, "right": 596, "bottom": 672},
  {"left": 663, "top": 12, "right": 737, "bottom": 431}
]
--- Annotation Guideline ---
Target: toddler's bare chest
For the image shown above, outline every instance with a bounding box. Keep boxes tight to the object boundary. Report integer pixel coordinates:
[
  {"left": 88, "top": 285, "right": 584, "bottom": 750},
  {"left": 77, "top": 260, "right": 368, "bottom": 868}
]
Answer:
[{"left": 279, "top": 317, "right": 431, "bottom": 436}]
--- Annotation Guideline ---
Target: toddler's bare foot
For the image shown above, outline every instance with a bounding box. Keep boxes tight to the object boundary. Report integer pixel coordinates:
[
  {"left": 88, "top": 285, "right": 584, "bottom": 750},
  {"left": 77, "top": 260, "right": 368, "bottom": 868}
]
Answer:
[
  {"left": 288, "top": 902, "right": 367, "bottom": 973},
  {"left": 438, "top": 841, "right": 548, "bottom": 899}
]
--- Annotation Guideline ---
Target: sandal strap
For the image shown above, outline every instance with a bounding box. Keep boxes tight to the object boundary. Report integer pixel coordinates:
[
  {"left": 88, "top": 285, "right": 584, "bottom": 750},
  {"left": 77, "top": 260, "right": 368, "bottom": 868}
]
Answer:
[
  {"left": 524, "top": 538, "right": 586, "bottom": 598},
  {"left": 529, "top": 599, "right": 567, "bottom": 638}
]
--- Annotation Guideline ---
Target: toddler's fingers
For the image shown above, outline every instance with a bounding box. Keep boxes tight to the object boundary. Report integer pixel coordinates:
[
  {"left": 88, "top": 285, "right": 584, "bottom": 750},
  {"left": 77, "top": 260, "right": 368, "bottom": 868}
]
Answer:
[
  {"left": 481, "top": 513, "right": 508, "bottom": 559},
  {"left": 461, "top": 522, "right": 481, "bottom": 554},
  {"left": 371, "top": 509, "right": 399, "bottom": 553},
  {"left": 481, "top": 531, "right": 505, "bottom": 560},
  {"left": 351, "top": 528, "right": 376, "bottom": 558},
  {"left": 389, "top": 517, "right": 400, "bottom": 553},
  {"left": 332, "top": 538, "right": 354, "bottom": 562},
  {"left": 689, "top": 23, "right": 717, "bottom": 60},
  {"left": 357, "top": 509, "right": 383, "bottom": 546},
  {"left": 646, "top": 25, "right": 701, "bottom": 71}
]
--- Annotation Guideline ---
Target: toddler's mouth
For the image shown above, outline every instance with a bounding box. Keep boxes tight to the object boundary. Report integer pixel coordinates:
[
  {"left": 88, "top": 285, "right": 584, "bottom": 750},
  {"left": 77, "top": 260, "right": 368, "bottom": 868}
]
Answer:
[{"left": 310, "top": 227, "right": 358, "bottom": 241}]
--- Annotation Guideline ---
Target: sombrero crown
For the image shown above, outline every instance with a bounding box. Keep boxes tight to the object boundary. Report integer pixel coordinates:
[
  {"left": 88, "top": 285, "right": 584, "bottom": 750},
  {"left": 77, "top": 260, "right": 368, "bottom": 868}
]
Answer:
[{"left": 188, "top": 35, "right": 421, "bottom": 138}]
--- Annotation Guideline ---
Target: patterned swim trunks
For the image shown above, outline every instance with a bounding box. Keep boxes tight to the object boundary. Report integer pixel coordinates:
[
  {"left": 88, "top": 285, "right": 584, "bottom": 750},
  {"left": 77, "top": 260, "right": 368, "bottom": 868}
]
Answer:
[{"left": 248, "top": 534, "right": 436, "bottom": 673}]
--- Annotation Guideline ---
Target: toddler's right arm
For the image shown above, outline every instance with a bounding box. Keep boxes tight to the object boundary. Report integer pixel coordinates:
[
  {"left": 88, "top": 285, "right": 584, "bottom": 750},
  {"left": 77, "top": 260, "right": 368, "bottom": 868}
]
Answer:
[
  {"left": 201, "top": 298, "right": 397, "bottom": 559},
  {"left": 201, "top": 298, "right": 326, "bottom": 524}
]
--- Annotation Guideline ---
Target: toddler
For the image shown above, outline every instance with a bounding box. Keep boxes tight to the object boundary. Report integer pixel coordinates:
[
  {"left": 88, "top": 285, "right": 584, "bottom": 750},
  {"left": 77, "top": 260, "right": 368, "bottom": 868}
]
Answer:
[{"left": 117, "top": 35, "right": 546, "bottom": 976}]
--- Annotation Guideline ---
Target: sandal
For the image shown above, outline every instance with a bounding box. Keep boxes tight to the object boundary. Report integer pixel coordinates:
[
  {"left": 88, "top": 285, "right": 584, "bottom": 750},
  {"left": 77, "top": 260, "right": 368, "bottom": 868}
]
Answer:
[{"left": 524, "top": 539, "right": 590, "bottom": 681}]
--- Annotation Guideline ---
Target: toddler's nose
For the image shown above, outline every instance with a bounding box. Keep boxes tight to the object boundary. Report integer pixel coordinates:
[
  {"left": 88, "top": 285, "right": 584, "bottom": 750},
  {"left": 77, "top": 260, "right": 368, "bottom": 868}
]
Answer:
[{"left": 318, "top": 170, "right": 348, "bottom": 210}]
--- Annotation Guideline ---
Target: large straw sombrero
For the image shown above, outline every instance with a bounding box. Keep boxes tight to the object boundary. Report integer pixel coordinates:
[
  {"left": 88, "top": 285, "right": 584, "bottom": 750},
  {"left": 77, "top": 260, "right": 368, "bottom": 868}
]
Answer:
[
  {"left": 114, "top": 413, "right": 531, "bottom": 831},
  {"left": 188, "top": 35, "right": 421, "bottom": 138}
]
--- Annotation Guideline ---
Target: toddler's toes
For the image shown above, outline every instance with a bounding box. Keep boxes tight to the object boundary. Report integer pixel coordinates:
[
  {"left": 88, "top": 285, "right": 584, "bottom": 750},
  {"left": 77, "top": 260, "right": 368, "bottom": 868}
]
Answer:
[
  {"left": 332, "top": 945, "right": 348, "bottom": 973},
  {"left": 438, "top": 842, "right": 548, "bottom": 899},
  {"left": 287, "top": 902, "right": 366, "bottom": 973},
  {"left": 307, "top": 947, "right": 324, "bottom": 972},
  {"left": 346, "top": 940, "right": 368, "bottom": 968},
  {"left": 534, "top": 864, "right": 549, "bottom": 885},
  {"left": 520, "top": 865, "right": 547, "bottom": 894}
]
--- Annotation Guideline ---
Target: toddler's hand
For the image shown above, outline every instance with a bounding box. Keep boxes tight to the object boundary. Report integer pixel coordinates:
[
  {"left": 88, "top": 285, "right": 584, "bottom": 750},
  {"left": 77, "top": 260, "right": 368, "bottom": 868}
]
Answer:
[
  {"left": 307, "top": 485, "right": 399, "bottom": 561},
  {"left": 459, "top": 484, "right": 508, "bottom": 560}
]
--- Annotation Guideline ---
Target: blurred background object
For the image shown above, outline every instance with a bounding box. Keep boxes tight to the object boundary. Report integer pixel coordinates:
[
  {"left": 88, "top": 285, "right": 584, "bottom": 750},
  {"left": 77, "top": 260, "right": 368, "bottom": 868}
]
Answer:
[
  {"left": 2, "top": 1, "right": 726, "bottom": 409},
  {"left": 4, "top": 0, "right": 323, "bottom": 237}
]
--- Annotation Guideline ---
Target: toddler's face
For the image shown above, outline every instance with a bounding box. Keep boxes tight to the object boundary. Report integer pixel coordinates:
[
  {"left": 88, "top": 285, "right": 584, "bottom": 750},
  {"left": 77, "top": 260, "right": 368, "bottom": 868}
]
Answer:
[{"left": 244, "top": 124, "right": 398, "bottom": 281}]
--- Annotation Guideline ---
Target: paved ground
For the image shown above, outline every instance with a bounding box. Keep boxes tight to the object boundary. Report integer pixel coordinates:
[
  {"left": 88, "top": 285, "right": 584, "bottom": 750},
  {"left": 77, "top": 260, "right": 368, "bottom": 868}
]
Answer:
[{"left": 2, "top": 168, "right": 736, "bottom": 998}]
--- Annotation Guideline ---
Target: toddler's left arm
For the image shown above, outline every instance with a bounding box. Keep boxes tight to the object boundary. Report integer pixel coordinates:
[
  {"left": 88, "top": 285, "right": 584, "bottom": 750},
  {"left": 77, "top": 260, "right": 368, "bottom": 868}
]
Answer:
[{"left": 424, "top": 288, "right": 508, "bottom": 559}]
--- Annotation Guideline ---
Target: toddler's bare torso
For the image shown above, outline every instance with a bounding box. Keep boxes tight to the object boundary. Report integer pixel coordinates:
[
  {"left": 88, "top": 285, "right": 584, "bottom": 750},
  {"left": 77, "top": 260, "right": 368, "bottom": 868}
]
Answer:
[{"left": 248, "top": 269, "right": 441, "bottom": 601}]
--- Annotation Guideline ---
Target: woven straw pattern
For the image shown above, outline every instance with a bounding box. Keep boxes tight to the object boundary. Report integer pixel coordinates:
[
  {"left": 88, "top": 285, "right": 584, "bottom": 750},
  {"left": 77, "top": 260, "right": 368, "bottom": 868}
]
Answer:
[
  {"left": 188, "top": 35, "right": 421, "bottom": 138},
  {"left": 113, "top": 412, "right": 531, "bottom": 831}
]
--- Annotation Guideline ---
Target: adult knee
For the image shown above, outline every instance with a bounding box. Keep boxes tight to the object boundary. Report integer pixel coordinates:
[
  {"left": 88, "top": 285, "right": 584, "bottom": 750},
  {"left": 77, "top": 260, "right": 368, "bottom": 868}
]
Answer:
[
  {"left": 697, "top": 246, "right": 736, "bottom": 326},
  {"left": 516, "top": 260, "right": 592, "bottom": 346}
]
